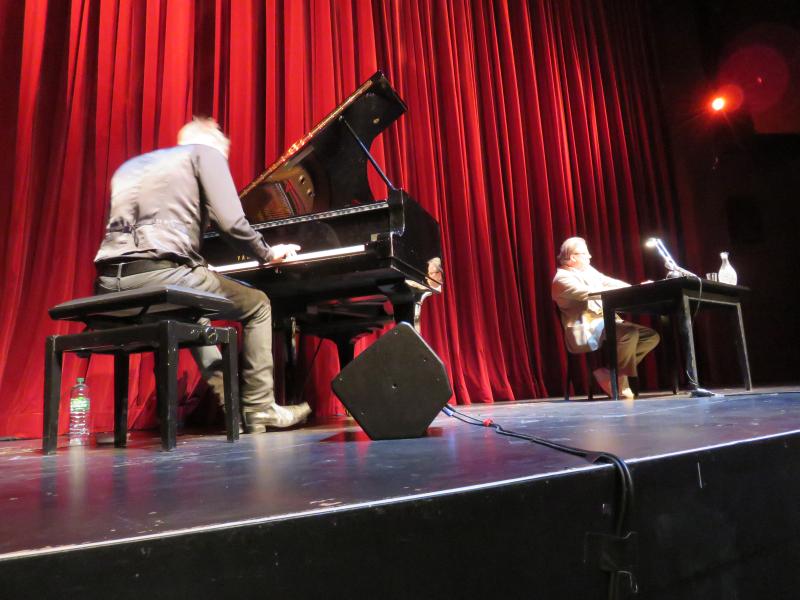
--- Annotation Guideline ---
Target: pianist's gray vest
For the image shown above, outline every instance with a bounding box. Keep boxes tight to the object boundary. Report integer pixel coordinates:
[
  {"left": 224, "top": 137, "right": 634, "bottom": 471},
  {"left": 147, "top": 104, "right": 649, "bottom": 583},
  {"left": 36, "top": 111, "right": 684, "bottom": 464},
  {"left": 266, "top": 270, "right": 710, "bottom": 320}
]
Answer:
[{"left": 94, "top": 144, "right": 270, "bottom": 268}]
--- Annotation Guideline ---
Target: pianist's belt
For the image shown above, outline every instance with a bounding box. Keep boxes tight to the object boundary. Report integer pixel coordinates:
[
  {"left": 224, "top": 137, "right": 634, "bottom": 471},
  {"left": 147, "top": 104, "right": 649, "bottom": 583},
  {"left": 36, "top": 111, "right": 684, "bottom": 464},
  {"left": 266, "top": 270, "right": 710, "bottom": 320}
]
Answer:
[{"left": 97, "top": 259, "right": 184, "bottom": 278}]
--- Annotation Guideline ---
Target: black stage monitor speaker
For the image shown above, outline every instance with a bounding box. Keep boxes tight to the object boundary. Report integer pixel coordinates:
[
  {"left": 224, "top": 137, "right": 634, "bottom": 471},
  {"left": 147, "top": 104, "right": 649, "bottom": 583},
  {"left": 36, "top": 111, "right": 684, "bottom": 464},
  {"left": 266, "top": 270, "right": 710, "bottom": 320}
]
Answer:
[{"left": 332, "top": 323, "right": 453, "bottom": 440}]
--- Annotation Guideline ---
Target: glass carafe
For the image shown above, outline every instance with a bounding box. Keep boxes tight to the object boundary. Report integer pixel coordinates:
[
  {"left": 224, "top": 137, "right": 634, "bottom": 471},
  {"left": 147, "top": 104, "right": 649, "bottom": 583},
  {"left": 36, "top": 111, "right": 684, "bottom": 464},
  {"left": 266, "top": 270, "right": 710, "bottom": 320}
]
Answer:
[{"left": 717, "top": 251, "right": 737, "bottom": 285}]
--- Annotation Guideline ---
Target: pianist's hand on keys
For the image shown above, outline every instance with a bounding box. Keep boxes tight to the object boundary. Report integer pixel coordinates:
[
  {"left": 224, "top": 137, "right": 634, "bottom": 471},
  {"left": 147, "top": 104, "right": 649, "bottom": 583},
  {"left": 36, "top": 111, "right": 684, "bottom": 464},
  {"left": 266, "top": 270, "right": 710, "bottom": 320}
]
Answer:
[{"left": 268, "top": 244, "right": 301, "bottom": 263}]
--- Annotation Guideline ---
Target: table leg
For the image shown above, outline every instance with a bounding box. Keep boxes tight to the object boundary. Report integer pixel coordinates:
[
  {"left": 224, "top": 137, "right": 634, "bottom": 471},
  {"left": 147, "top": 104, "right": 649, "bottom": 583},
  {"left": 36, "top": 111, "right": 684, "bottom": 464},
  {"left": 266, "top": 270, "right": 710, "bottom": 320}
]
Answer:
[
  {"left": 659, "top": 314, "right": 680, "bottom": 394},
  {"left": 604, "top": 312, "right": 619, "bottom": 400},
  {"left": 679, "top": 295, "right": 700, "bottom": 390},
  {"left": 734, "top": 303, "right": 752, "bottom": 391}
]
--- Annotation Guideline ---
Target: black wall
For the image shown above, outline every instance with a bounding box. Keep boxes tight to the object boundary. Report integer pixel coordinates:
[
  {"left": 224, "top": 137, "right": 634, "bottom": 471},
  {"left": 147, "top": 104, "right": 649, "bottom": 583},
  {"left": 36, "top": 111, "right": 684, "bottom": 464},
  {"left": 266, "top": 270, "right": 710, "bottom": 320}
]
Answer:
[{"left": 648, "top": 0, "right": 800, "bottom": 386}]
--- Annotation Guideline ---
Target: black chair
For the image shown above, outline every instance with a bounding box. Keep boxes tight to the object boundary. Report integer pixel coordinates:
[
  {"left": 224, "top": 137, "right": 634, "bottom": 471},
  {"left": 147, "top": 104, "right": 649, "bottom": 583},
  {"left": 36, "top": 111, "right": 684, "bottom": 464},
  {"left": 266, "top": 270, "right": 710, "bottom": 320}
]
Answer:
[
  {"left": 556, "top": 304, "right": 669, "bottom": 400},
  {"left": 43, "top": 285, "right": 240, "bottom": 453},
  {"left": 554, "top": 304, "right": 606, "bottom": 401}
]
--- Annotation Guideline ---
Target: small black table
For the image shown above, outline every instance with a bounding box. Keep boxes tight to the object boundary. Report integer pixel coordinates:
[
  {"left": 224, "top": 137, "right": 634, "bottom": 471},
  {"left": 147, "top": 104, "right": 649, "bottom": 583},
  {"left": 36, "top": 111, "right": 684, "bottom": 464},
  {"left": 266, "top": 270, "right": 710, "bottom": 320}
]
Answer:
[{"left": 596, "top": 277, "right": 751, "bottom": 400}]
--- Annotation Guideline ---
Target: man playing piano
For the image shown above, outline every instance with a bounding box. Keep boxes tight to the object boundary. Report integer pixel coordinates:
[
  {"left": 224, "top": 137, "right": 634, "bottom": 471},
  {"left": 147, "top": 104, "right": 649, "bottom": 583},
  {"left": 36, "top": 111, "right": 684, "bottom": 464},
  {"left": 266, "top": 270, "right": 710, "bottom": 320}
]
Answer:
[
  {"left": 552, "top": 237, "right": 660, "bottom": 399},
  {"left": 94, "top": 117, "right": 311, "bottom": 432}
]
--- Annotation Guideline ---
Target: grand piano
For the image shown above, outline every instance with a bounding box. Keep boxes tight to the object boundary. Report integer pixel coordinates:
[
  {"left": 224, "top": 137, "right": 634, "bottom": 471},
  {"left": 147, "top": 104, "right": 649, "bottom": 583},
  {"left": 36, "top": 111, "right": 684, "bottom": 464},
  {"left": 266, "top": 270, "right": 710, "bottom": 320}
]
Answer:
[{"left": 201, "top": 72, "right": 442, "bottom": 365}]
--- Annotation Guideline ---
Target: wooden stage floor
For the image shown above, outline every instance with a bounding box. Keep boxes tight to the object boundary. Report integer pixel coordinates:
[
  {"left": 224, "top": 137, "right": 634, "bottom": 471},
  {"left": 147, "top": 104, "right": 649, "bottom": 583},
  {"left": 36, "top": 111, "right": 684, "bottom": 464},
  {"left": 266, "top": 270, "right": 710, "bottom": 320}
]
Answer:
[{"left": 2, "top": 387, "right": 800, "bottom": 598}]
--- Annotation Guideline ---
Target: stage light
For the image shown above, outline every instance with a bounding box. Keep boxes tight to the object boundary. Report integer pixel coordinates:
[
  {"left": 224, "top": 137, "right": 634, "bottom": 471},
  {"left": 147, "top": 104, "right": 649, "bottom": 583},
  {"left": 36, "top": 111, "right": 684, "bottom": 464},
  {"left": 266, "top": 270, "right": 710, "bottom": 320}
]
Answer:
[
  {"left": 645, "top": 238, "right": 658, "bottom": 248},
  {"left": 707, "top": 85, "right": 744, "bottom": 114}
]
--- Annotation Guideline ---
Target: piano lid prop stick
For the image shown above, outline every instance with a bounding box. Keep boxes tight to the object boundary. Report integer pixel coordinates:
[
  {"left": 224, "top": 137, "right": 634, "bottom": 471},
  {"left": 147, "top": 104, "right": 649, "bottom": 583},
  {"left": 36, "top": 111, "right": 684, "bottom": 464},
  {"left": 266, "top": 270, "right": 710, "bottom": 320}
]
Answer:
[{"left": 340, "top": 116, "right": 396, "bottom": 191}]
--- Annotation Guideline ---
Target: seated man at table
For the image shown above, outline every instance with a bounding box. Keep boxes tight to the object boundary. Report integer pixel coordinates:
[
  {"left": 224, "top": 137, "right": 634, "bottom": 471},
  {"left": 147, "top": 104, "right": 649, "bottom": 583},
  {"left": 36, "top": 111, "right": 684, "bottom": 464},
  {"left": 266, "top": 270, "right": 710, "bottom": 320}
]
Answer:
[{"left": 552, "top": 237, "right": 659, "bottom": 399}]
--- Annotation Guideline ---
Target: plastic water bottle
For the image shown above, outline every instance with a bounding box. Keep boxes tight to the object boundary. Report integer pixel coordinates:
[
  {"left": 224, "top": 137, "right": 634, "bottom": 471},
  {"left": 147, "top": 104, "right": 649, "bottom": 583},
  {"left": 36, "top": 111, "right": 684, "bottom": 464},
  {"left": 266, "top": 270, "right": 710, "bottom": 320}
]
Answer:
[
  {"left": 718, "top": 251, "right": 738, "bottom": 285},
  {"left": 68, "top": 377, "right": 91, "bottom": 446}
]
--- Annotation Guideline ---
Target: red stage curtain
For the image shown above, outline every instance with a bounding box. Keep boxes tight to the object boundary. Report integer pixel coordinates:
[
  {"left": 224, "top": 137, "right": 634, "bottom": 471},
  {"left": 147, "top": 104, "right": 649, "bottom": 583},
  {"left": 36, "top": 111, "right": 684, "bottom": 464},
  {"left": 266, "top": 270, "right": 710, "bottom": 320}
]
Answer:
[{"left": 0, "top": 0, "right": 680, "bottom": 439}]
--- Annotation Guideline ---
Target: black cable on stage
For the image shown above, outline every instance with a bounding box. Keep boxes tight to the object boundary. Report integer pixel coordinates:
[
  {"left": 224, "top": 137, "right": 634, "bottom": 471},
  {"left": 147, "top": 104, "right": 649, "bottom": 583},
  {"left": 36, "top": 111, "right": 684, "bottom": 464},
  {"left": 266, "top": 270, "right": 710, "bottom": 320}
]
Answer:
[{"left": 441, "top": 404, "right": 637, "bottom": 599}]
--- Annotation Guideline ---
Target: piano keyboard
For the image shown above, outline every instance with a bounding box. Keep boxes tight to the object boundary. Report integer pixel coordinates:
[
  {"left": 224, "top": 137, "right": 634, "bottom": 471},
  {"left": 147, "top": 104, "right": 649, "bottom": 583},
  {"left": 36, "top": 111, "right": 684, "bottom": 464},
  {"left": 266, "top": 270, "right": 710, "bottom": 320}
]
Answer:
[{"left": 208, "top": 244, "right": 366, "bottom": 274}]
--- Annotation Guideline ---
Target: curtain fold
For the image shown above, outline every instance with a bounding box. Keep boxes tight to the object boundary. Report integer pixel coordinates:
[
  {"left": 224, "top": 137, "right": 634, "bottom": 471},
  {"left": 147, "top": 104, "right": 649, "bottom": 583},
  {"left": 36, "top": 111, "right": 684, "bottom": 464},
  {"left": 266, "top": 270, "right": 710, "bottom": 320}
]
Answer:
[{"left": 0, "top": 0, "right": 680, "bottom": 438}]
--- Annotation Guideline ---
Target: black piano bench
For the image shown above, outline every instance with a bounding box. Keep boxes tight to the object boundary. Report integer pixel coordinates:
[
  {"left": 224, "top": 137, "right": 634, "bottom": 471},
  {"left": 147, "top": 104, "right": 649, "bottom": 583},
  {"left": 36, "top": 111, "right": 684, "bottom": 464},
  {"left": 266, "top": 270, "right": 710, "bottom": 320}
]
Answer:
[{"left": 43, "top": 285, "right": 240, "bottom": 454}]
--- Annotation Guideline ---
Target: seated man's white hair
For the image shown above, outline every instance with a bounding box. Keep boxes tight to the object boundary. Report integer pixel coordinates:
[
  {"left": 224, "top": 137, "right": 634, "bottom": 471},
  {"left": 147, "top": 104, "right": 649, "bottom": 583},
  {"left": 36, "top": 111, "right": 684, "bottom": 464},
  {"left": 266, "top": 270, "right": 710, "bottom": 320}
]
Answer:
[
  {"left": 557, "top": 236, "right": 586, "bottom": 265},
  {"left": 177, "top": 117, "right": 230, "bottom": 158}
]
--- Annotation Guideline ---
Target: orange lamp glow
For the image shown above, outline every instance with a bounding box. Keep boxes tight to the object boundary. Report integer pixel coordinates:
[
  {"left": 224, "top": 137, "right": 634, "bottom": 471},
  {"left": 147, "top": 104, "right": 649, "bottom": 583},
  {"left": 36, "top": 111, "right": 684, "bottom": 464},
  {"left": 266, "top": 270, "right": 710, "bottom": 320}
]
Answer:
[{"left": 711, "top": 96, "right": 726, "bottom": 111}]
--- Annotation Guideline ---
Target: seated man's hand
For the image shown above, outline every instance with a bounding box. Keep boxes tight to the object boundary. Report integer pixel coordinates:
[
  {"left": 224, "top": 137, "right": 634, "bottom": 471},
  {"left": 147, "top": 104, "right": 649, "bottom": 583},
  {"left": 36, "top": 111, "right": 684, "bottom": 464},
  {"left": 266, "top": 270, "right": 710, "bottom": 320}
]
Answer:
[{"left": 269, "top": 243, "right": 301, "bottom": 262}]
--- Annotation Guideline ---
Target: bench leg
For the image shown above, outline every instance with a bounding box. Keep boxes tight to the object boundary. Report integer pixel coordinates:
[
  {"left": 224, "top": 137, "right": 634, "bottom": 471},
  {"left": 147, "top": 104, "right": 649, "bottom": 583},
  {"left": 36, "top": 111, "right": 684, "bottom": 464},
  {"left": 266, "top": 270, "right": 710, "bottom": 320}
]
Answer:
[
  {"left": 114, "top": 353, "right": 129, "bottom": 447},
  {"left": 222, "top": 327, "right": 240, "bottom": 442},
  {"left": 156, "top": 322, "right": 179, "bottom": 451},
  {"left": 43, "top": 336, "right": 62, "bottom": 454}
]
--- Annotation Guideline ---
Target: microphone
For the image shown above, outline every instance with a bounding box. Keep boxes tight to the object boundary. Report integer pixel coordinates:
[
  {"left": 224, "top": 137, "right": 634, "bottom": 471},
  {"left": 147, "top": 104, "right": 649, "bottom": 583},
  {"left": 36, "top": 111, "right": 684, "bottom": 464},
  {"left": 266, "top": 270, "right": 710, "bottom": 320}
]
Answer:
[{"left": 645, "top": 238, "right": 697, "bottom": 278}]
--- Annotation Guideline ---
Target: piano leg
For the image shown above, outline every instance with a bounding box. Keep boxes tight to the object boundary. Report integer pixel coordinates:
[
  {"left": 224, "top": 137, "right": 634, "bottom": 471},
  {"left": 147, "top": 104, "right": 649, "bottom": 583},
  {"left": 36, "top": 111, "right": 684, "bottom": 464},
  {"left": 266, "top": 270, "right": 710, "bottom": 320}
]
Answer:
[
  {"left": 332, "top": 334, "right": 355, "bottom": 369},
  {"left": 412, "top": 291, "right": 434, "bottom": 332},
  {"left": 393, "top": 301, "right": 415, "bottom": 326},
  {"left": 378, "top": 282, "right": 416, "bottom": 326}
]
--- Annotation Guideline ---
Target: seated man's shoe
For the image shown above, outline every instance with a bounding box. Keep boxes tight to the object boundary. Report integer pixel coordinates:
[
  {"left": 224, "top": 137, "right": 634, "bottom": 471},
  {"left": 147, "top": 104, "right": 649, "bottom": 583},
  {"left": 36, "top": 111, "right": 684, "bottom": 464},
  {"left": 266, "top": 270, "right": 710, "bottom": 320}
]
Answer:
[
  {"left": 619, "top": 387, "right": 635, "bottom": 400},
  {"left": 241, "top": 402, "right": 312, "bottom": 434},
  {"left": 618, "top": 375, "right": 635, "bottom": 400},
  {"left": 592, "top": 368, "right": 613, "bottom": 398}
]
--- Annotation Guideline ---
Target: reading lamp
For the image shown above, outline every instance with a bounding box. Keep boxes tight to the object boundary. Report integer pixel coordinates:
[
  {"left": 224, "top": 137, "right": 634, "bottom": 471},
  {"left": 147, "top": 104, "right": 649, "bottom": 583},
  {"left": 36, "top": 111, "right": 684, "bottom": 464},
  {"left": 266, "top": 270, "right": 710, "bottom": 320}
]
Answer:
[{"left": 645, "top": 238, "right": 696, "bottom": 278}]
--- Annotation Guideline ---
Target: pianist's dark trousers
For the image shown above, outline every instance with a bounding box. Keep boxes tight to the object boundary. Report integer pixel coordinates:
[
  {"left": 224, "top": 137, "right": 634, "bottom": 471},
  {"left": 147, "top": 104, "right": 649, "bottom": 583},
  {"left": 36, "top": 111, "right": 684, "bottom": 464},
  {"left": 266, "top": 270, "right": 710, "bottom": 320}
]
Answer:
[{"left": 95, "top": 264, "right": 275, "bottom": 411}]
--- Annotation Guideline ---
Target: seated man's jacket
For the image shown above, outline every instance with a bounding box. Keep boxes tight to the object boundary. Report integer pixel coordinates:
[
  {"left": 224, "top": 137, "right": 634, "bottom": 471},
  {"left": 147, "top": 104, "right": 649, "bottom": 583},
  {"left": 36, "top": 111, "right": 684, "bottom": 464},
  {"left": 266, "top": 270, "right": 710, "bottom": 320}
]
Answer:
[{"left": 552, "top": 265, "right": 628, "bottom": 353}]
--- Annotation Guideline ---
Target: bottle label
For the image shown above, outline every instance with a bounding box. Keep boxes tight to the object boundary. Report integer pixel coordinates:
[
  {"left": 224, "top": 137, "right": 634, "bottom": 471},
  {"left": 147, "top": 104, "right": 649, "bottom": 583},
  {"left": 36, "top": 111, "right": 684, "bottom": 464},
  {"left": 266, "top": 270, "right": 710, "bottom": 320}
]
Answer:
[{"left": 71, "top": 396, "right": 90, "bottom": 411}]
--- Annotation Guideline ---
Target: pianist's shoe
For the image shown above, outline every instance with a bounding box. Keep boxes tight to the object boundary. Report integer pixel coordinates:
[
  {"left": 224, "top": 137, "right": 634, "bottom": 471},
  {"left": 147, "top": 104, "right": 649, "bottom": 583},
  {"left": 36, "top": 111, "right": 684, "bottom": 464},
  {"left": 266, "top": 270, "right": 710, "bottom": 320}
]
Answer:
[{"left": 241, "top": 402, "right": 312, "bottom": 433}]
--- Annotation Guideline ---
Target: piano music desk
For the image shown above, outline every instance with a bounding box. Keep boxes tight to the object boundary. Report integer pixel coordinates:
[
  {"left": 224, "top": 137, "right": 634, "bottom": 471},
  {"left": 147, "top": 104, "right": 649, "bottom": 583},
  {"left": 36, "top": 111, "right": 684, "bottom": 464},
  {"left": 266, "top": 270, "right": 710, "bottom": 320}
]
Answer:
[{"left": 595, "top": 277, "right": 752, "bottom": 400}]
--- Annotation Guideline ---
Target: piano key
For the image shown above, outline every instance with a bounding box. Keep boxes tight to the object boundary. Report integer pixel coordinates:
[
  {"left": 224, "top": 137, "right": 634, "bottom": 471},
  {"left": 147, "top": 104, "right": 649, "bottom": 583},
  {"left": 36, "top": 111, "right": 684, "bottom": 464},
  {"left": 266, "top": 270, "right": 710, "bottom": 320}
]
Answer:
[{"left": 208, "top": 244, "right": 367, "bottom": 273}]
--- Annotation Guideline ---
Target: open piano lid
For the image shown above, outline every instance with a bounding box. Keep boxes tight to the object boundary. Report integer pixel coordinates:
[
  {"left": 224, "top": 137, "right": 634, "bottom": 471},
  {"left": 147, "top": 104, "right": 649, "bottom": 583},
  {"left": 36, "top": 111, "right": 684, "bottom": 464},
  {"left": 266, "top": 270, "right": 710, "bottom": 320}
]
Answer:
[{"left": 239, "top": 71, "right": 407, "bottom": 222}]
